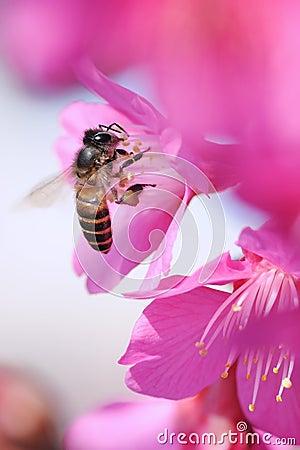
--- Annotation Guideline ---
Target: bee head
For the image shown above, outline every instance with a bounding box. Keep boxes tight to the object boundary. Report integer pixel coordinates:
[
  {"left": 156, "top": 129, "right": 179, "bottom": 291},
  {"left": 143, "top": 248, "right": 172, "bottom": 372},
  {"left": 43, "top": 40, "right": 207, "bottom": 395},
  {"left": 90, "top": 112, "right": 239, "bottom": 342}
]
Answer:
[{"left": 83, "top": 129, "right": 121, "bottom": 155}]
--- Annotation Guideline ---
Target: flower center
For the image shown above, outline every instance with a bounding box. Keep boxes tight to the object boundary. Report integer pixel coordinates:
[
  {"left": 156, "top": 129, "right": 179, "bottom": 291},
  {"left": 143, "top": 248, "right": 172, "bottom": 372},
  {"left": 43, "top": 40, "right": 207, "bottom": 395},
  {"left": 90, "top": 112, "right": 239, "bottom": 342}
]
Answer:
[
  {"left": 195, "top": 264, "right": 298, "bottom": 412},
  {"left": 120, "top": 128, "right": 161, "bottom": 154}
]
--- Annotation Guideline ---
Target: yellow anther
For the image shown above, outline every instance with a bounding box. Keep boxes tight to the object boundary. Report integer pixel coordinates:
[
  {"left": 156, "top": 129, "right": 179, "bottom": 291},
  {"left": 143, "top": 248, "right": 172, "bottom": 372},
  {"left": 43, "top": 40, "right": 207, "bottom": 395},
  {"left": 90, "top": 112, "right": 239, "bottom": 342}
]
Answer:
[
  {"left": 199, "top": 349, "right": 207, "bottom": 357},
  {"left": 231, "top": 304, "right": 242, "bottom": 312},
  {"left": 282, "top": 378, "right": 292, "bottom": 389},
  {"left": 195, "top": 341, "right": 204, "bottom": 348},
  {"left": 253, "top": 358, "right": 258, "bottom": 364},
  {"left": 221, "top": 371, "right": 229, "bottom": 379},
  {"left": 248, "top": 404, "right": 256, "bottom": 412},
  {"left": 261, "top": 374, "right": 267, "bottom": 381},
  {"left": 273, "top": 367, "right": 279, "bottom": 374},
  {"left": 246, "top": 373, "right": 251, "bottom": 380},
  {"left": 276, "top": 395, "right": 282, "bottom": 403},
  {"left": 133, "top": 144, "right": 141, "bottom": 153},
  {"left": 243, "top": 358, "right": 247, "bottom": 364}
]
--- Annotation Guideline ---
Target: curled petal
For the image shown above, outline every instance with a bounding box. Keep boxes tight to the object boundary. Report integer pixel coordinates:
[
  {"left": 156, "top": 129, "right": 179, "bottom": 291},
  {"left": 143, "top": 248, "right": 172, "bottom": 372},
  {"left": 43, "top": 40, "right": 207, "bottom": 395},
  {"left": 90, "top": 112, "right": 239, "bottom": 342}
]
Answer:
[
  {"left": 74, "top": 58, "right": 168, "bottom": 134},
  {"left": 238, "top": 221, "right": 300, "bottom": 277},
  {"left": 126, "top": 252, "right": 252, "bottom": 299}
]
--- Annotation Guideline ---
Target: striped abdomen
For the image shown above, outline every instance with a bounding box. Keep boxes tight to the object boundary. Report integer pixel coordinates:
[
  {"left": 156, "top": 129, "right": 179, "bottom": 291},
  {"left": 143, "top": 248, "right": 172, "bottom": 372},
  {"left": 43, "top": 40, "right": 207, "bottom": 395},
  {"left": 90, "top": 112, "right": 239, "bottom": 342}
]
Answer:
[{"left": 76, "top": 187, "right": 112, "bottom": 253}]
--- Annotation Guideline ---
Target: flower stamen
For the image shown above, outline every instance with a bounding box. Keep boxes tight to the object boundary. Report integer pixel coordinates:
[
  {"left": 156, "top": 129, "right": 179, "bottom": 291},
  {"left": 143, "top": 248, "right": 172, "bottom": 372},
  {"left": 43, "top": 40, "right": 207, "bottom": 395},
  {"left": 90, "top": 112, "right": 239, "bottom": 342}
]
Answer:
[{"left": 195, "top": 260, "right": 298, "bottom": 411}]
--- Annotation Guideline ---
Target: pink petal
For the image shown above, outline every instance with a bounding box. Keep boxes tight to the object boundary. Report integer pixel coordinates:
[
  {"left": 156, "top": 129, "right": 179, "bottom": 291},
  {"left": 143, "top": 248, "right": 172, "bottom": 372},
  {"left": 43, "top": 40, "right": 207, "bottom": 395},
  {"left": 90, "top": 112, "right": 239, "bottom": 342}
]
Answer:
[
  {"left": 119, "top": 287, "right": 231, "bottom": 399},
  {"left": 253, "top": 428, "right": 298, "bottom": 448},
  {"left": 55, "top": 101, "right": 137, "bottom": 171},
  {"left": 238, "top": 221, "right": 300, "bottom": 277},
  {"left": 236, "top": 140, "right": 300, "bottom": 224},
  {"left": 60, "top": 101, "right": 132, "bottom": 138},
  {"left": 74, "top": 58, "right": 168, "bottom": 134},
  {"left": 139, "top": 184, "right": 194, "bottom": 294},
  {"left": 233, "top": 311, "right": 300, "bottom": 359},
  {"left": 64, "top": 400, "right": 176, "bottom": 450},
  {"left": 126, "top": 252, "right": 252, "bottom": 299},
  {"left": 236, "top": 359, "right": 300, "bottom": 442},
  {"left": 0, "top": 0, "right": 162, "bottom": 89}
]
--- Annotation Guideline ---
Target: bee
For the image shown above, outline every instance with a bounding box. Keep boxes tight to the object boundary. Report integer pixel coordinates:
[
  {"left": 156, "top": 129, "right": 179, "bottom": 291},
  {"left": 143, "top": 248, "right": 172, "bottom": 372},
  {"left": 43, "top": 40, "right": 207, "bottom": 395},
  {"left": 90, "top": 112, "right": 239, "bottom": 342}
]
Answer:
[{"left": 28, "top": 122, "right": 155, "bottom": 253}]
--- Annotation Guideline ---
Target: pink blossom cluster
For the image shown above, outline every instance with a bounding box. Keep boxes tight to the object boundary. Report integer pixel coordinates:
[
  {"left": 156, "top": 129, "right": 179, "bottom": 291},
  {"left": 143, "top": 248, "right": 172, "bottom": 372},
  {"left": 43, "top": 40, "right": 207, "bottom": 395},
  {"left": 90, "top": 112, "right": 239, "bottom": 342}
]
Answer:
[{"left": 5, "top": 1, "right": 300, "bottom": 447}]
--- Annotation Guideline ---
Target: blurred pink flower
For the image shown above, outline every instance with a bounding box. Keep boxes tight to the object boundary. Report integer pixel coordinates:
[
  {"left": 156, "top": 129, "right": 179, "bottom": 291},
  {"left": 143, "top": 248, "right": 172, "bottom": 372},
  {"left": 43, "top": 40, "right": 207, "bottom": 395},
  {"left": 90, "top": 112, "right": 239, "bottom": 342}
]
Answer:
[
  {"left": 64, "top": 375, "right": 261, "bottom": 450},
  {"left": 152, "top": 0, "right": 300, "bottom": 221},
  {"left": 120, "top": 221, "right": 300, "bottom": 442},
  {"left": 0, "top": 0, "right": 163, "bottom": 89},
  {"left": 56, "top": 64, "right": 212, "bottom": 295}
]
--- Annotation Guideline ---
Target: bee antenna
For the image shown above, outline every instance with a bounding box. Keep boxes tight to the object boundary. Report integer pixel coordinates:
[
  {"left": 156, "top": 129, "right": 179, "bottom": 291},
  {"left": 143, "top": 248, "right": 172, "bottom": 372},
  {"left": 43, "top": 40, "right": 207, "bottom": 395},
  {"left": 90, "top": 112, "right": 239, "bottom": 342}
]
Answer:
[{"left": 99, "top": 122, "right": 129, "bottom": 137}]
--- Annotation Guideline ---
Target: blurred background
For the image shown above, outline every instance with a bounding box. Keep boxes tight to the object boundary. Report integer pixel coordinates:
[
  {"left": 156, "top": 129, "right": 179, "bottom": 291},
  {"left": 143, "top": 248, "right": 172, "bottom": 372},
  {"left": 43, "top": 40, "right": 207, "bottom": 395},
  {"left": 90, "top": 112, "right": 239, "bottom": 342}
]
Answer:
[
  {"left": 0, "top": 1, "right": 269, "bottom": 445},
  {"left": 0, "top": 57, "right": 154, "bottom": 435}
]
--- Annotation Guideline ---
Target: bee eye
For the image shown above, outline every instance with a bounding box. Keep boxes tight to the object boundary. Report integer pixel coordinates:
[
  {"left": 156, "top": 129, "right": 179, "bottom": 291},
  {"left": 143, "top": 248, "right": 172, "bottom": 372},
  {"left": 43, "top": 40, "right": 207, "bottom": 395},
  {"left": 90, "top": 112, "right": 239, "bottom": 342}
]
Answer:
[{"left": 94, "top": 133, "right": 112, "bottom": 143}]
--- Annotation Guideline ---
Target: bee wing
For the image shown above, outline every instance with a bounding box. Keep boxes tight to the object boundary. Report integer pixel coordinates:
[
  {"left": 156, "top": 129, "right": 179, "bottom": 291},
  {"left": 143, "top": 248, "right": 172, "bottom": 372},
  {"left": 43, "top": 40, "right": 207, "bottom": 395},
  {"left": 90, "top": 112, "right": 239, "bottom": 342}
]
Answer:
[{"left": 23, "top": 166, "right": 74, "bottom": 208}]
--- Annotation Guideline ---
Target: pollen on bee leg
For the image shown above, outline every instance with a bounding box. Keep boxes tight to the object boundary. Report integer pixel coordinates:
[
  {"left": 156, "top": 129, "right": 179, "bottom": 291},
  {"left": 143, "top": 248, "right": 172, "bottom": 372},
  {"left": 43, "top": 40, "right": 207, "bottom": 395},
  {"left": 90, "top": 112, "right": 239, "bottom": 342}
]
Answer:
[
  {"left": 107, "top": 193, "right": 115, "bottom": 203},
  {"left": 118, "top": 179, "right": 129, "bottom": 188},
  {"left": 121, "top": 140, "right": 130, "bottom": 146}
]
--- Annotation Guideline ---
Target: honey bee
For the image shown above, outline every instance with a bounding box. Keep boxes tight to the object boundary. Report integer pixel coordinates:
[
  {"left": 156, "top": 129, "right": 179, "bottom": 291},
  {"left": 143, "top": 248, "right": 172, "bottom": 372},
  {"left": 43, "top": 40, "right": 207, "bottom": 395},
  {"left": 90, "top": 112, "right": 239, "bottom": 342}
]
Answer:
[{"left": 29, "top": 123, "right": 155, "bottom": 253}]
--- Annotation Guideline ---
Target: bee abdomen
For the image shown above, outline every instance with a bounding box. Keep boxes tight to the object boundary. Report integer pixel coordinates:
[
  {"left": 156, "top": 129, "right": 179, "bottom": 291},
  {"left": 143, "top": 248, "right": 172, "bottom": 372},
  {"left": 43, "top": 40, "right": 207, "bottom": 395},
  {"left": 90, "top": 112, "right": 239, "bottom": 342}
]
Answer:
[{"left": 76, "top": 198, "right": 112, "bottom": 253}]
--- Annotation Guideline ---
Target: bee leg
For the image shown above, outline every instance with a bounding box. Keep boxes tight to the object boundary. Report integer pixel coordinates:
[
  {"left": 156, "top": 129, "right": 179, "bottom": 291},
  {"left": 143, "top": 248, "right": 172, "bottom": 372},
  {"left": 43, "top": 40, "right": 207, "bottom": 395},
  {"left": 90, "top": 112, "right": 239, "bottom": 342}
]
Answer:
[
  {"left": 118, "top": 152, "right": 144, "bottom": 172},
  {"left": 115, "top": 184, "right": 156, "bottom": 207},
  {"left": 114, "top": 148, "right": 130, "bottom": 157}
]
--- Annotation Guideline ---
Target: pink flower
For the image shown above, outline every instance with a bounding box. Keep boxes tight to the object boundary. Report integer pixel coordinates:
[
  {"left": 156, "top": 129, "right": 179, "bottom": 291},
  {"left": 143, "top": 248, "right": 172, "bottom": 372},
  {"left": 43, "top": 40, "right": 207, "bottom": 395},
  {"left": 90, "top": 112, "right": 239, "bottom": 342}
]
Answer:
[
  {"left": 152, "top": 0, "right": 300, "bottom": 221},
  {"left": 120, "top": 221, "right": 300, "bottom": 442},
  {"left": 0, "top": 0, "right": 163, "bottom": 89},
  {"left": 56, "top": 63, "right": 212, "bottom": 295},
  {"left": 64, "top": 376, "right": 261, "bottom": 450}
]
